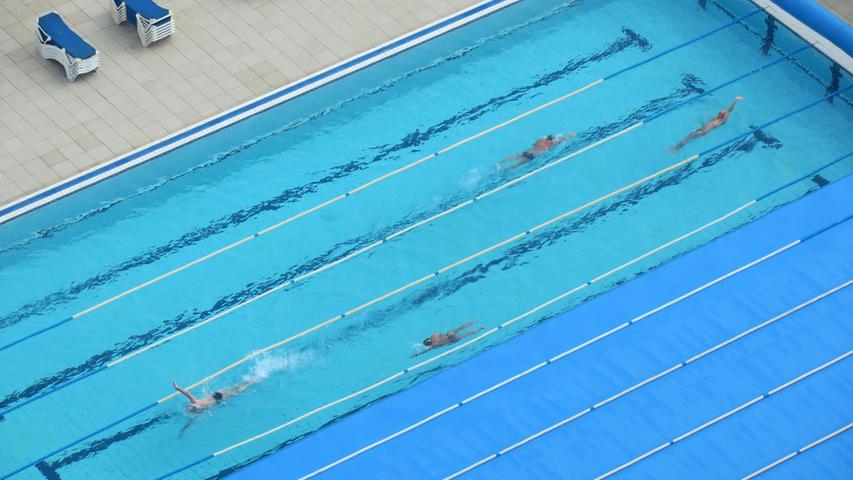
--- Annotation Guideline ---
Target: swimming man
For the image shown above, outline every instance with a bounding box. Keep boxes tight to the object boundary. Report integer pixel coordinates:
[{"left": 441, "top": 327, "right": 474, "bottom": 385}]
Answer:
[
  {"left": 669, "top": 96, "right": 743, "bottom": 152},
  {"left": 502, "top": 132, "right": 576, "bottom": 168},
  {"left": 172, "top": 380, "right": 253, "bottom": 413},
  {"left": 413, "top": 321, "right": 484, "bottom": 357}
]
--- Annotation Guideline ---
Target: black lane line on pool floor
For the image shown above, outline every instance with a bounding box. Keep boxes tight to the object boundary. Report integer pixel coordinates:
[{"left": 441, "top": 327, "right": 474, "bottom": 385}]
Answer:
[
  {"left": 18, "top": 86, "right": 843, "bottom": 480},
  {"left": 0, "top": 74, "right": 707, "bottom": 414},
  {"left": 6, "top": 32, "right": 808, "bottom": 414},
  {"left": 0, "top": 25, "right": 650, "bottom": 337},
  {"left": 3, "top": 54, "right": 820, "bottom": 480}
]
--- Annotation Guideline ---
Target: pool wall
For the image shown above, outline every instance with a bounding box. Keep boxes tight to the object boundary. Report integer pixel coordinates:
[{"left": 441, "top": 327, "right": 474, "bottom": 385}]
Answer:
[
  {"left": 776, "top": 0, "right": 853, "bottom": 55},
  {"left": 0, "top": 0, "right": 519, "bottom": 225},
  {"left": 2, "top": 0, "right": 850, "bottom": 226},
  {"left": 754, "top": 0, "right": 853, "bottom": 71}
]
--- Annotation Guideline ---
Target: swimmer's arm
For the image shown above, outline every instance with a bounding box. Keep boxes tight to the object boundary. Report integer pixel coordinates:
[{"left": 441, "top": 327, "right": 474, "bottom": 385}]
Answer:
[
  {"left": 226, "top": 381, "right": 254, "bottom": 396},
  {"left": 173, "top": 381, "right": 198, "bottom": 404},
  {"left": 557, "top": 132, "right": 576, "bottom": 144},
  {"left": 410, "top": 347, "right": 434, "bottom": 358},
  {"left": 727, "top": 96, "right": 743, "bottom": 112}
]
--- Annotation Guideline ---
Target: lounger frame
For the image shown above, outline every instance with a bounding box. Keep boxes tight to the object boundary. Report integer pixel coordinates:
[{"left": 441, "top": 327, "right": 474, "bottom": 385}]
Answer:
[
  {"left": 35, "top": 14, "right": 100, "bottom": 81},
  {"left": 110, "top": 0, "right": 175, "bottom": 47}
]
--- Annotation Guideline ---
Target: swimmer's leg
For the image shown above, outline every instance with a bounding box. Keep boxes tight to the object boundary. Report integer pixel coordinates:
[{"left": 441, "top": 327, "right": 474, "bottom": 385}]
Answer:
[
  {"left": 669, "top": 129, "right": 705, "bottom": 152},
  {"left": 449, "top": 321, "right": 476, "bottom": 335},
  {"left": 453, "top": 327, "right": 484, "bottom": 342}
]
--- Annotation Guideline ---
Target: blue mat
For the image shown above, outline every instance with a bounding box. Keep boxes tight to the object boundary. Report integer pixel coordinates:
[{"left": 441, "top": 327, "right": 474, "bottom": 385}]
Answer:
[{"left": 231, "top": 174, "right": 853, "bottom": 479}]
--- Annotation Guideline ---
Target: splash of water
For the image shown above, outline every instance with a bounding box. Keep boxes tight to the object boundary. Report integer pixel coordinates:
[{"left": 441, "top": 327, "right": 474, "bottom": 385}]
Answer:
[{"left": 243, "top": 350, "right": 313, "bottom": 384}]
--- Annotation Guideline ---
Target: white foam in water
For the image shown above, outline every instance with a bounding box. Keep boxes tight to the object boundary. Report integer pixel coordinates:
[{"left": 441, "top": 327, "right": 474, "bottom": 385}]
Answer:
[
  {"left": 243, "top": 350, "right": 313, "bottom": 384},
  {"left": 461, "top": 167, "right": 486, "bottom": 189},
  {"left": 411, "top": 342, "right": 428, "bottom": 356}
]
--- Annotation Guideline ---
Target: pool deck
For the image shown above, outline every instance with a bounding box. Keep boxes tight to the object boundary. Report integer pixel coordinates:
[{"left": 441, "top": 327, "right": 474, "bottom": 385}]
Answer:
[
  {"left": 0, "top": 0, "right": 850, "bottom": 213},
  {"left": 230, "top": 174, "right": 853, "bottom": 479},
  {"left": 0, "top": 0, "right": 482, "bottom": 206},
  {"left": 818, "top": 0, "right": 853, "bottom": 26}
]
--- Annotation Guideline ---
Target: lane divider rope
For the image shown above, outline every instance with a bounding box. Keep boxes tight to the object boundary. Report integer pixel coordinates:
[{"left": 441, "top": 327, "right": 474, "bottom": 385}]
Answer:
[
  {"left": 594, "top": 348, "right": 853, "bottom": 480},
  {"left": 741, "top": 422, "right": 853, "bottom": 479},
  {"left": 3, "top": 98, "right": 848, "bottom": 480},
  {"left": 0, "top": 8, "right": 763, "bottom": 352},
  {"left": 301, "top": 212, "right": 853, "bottom": 478},
  {"left": 2, "top": 45, "right": 818, "bottom": 419},
  {"left": 61, "top": 45, "right": 824, "bottom": 367}
]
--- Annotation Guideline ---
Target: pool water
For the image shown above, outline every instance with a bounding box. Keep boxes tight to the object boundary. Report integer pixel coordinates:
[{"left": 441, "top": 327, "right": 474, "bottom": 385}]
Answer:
[{"left": 1, "top": 0, "right": 851, "bottom": 478}]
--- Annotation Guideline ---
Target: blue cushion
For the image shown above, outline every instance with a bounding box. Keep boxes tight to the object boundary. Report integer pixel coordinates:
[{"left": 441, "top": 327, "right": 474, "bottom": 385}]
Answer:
[
  {"left": 123, "top": 0, "right": 170, "bottom": 20},
  {"left": 38, "top": 12, "right": 96, "bottom": 60}
]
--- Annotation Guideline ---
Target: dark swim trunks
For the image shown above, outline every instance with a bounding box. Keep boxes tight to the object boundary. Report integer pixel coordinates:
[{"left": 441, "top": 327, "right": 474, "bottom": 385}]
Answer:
[{"left": 522, "top": 151, "right": 535, "bottom": 161}]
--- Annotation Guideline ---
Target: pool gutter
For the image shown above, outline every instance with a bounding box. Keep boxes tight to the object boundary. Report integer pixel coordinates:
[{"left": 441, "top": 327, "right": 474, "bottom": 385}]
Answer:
[
  {"left": 752, "top": 0, "right": 853, "bottom": 72},
  {"left": 0, "top": 0, "right": 519, "bottom": 225}
]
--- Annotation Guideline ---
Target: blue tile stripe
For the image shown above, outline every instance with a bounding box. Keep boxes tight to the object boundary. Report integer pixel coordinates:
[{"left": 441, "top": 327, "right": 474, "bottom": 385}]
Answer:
[{"left": 0, "top": 0, "right": 515, "bottom": 223}]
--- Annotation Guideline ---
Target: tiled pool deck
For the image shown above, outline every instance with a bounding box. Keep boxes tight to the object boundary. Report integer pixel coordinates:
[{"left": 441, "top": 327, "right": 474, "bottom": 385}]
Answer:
[
  {"left": 0, "top": 0, "right": 850, "bottom": 208},
  {"left": 0, "top": 0, "right": 482, "bottom": 205}
]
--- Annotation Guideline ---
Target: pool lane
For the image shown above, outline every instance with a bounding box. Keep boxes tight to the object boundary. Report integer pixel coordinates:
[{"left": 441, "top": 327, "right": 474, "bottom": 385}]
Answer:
[{"left": 228, "top": 172, "right": 853, "bottom": 479}]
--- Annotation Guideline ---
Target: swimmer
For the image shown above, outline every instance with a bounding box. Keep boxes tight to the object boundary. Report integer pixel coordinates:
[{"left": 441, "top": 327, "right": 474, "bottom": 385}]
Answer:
[
  {"left": 502, "top": 132, "right": 576, "bottom": 168},
  {"left": 669, "top": 96, "right": 743, "bottom": 152},
  {"left": 413, "top": 321, "right": 484, "bottom": 357},
  {"left": 172, "top": 380, "right": 253, "bottom": 413}
]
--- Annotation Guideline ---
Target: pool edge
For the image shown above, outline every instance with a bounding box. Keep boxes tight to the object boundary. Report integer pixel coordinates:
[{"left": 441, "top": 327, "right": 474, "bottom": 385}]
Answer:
[
  {"left": 0, "top": 0, "right": 519, "bottom": 226},
  {"left": 752, "top": 0, "right": 853, "bottom": 72}
]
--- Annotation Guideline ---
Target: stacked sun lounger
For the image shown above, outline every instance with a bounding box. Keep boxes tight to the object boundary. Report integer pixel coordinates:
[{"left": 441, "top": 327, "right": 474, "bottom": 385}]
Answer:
[
  {"left": 110, "top": 0, "right": 175, "bottom": 47},
  {"left": 35, "top": 1, "right": 175, "bottom": 81},
  {"left": 36, "top": 12, "right": 100, "bottom": 81}
]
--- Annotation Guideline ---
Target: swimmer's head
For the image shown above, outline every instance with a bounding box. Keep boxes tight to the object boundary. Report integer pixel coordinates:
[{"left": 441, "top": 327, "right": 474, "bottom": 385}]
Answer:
[
  {"left": 546, "top": 134, "right": 556, "bottom": 141},
  {"left": 422, "top": 337, "right": 433, "bottom": 347},
  {"left": 212, "top": 392, "right": 224, "bottom": 401}
]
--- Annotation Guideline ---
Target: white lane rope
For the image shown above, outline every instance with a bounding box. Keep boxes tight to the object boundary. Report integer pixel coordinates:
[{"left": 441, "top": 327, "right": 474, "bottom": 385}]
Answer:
[
  {"left": 106, "top": 122, "right": 643, "bottom": 367},
  {"left": 444, "top": 282, "right": 852, "bottom": 479},
  {"left": 741, "top": 422, "right": 853, "bottom": 479},
  {"left": 174, "top": 192, "right": 787, "bottom": 463},
  {"left": 155, "top": 152, "right": 703, "bottom": 400},
  {"left": 33, "top": 78, "right": 607, "bottom": 335},
  {"left": 299, "top": 236, "right": 799, "bottom": 478},
  {"left": 595, "top": 348, "right": 853, "bottom": 480}
]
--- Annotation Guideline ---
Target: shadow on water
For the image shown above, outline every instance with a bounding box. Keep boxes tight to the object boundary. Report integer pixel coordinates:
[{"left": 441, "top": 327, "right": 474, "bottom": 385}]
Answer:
[{"left": 0, "top": 22, "right": 649, "bottom": 335}]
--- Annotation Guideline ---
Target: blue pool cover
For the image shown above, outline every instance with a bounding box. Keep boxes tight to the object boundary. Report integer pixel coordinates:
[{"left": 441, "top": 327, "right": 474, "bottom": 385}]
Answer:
[{"left": 232, "top": 174, "right": 853, "bottom": 479}]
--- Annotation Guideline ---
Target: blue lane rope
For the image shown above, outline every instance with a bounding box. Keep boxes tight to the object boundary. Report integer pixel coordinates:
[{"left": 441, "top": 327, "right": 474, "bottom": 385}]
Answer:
[
  {"left": 144, "top": 94, "right": 852, "bottom": 480},
  {"left": 0, "top": 403, "right": 158, "bottom": 479},
  {"left": 0, "top": 366, "right": 107, "bottom": 417},
  {"left": 152, "top": 455, "right": 215, "bottom": 480},
  {"left": 4, "top": 25, "right": 849, "bottom": 480},
  {"left": 644, "top": 44, "right": 811, "bottom": 123},
  {"left": 158, "top": 208, "right": 853, "bottom": 480},
  {"left": 0, "top": 317, "right": 73, "bottom": 353},
  {"left": 758, "top": 150, "right": 853, "bottom": 201},
  {"left": 698, "top": 85, "right": 853, "bottom": 157},
  {"left": 303, "top": 221, "right": 852, "bottom": 478},
  {"left": 0, "top": 5, "right": 765, "bottom": 354},
  {"left": 3, "top": 80, "right": 849, "bottom": 480},
  {"left": 603, "top": 8, "right": 763, "bottom": 81},
  {"left": 0, "top": 27, "right": 815, "bottom": 418}
]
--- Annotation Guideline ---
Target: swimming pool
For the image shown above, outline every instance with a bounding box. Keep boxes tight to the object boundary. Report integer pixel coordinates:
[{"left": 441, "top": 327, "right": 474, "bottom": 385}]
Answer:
[{"left": 1, "top": 0, "right": 851, "bottom": 478}]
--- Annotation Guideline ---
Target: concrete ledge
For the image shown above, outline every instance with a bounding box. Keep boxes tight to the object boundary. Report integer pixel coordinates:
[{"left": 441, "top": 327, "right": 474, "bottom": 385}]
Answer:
[
  {"left": 753, "top": 0, "right": 853, "bottom": 73},
  {"left": 776, "top": 0, "right": 852, "bottom": 55},
  {"left": 0, "top": 0, "right": 518, "bottom": 225}
]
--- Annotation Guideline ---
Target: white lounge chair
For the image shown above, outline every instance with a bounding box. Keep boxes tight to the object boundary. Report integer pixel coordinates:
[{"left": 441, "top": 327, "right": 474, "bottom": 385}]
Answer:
[
  {"left": 110, "top": 0, "right": 174, "bottom": 47},
  {"left": 36, "top": 12, "right": 99, "bottom": 81}
]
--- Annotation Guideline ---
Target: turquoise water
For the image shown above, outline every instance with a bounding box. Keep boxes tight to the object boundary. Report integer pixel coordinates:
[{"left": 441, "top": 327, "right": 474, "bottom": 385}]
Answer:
[{"left": 1, "top": 0, "right": 851, "bottom": 478}]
